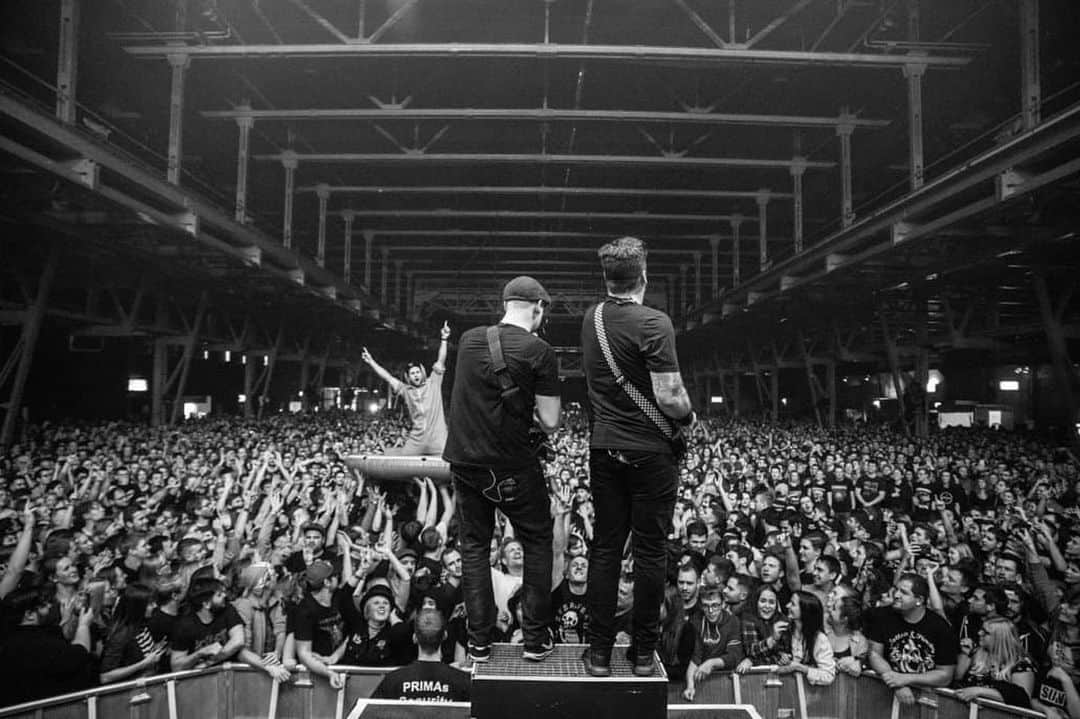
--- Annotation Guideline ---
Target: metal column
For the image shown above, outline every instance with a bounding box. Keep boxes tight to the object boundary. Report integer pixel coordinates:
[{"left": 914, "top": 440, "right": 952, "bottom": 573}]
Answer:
[
  {"left": 298, "top": 335, "right": 312, "bottom": 412},
  {"left": 837, "top": 110, "right": 855, "bottom": 228},
  {"left": 709, "top": 235, "right": 721, "bottom": 298},
  {"left": 757, "top": 190, "right": 770, "bottom": 272},
  {"left": 0, "top": 247, "right": 58, "bottom": 447},
  {"left": 315, "top": 184, "right": 329, "bottom": 267},
  {"left": 243, "top": 356, "right": 256, "bottom": 419},
  {"left": 791, "top": 159, "right": 806, "bottom": 253},
  {"left": 1034, "top": 274, "right": 1079, "bottom": 446},
  {"left": 394, "top": 259, "right": 404, "bottom": 314},
  {"left": 1020, "top": 0, "right": 1041, "bottom": 130},
  {"left": 257, "top": 325, "right": 285, "bottom": 420},
  {"left": 168, "top": 293, "right": 207, "bottom": 425},
  {"left": 166, "top": 53, "right": 190, "bottom": 185},
  {"left": 731, "top": 215, "right": 743, "bottom": 287},
  {"left": 234, "top": 108, "right": 253, "bottom": 223},
  {"left": 678, "top": 264, "right": 688, "bottom": 323},
  {"left": 693, "top": 251, "right": 702, "bottom": 307},
  {"left": 880, "top": 314, "right": 910, "bottom": 435},
  {"left": 342, "top": 210, "right": 355, "bottom": 284},
  {"left": 771, "top": 368, "right": 780, "bottom": 421},
  {"left": 151, "top": 338, "right": 168, "bottom": 427},
  {"left": 363, "top": 230, "right": 374, "bottom": 288},
  {"left": 903, "top": 61, "right": 927, "bottom": 190},
  {"left": 281, "top": 151, "right": 297, "bottom": 248},
  {"left": 381, "top": 247, "right": 390, "bottom": 305},
  {"left": 56, "top": 0, "right": 79, "bottom": 124},
  {"left": 405, "top": 271, "right": 415, "bottom": 320},
  {"left": 826, "top": 359, "right": 837, "bottom": 428}
]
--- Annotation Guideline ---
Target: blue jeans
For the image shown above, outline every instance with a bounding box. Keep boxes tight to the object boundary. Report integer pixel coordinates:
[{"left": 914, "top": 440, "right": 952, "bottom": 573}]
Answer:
[
  {"left": 586, "top": 449, "right": 678, "bottom": 656},
  {"left": 452, "top": 462, "right": 553, "bottom": 648}
]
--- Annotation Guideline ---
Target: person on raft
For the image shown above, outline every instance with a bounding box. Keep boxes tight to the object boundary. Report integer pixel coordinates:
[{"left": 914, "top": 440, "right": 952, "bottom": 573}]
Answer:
[{"left": 361, "top": 322, "right": 451, "bottom": 456}]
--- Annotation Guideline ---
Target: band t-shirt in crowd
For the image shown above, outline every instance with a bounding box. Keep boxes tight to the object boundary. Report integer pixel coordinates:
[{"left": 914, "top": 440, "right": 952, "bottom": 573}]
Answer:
[
  {"left": 292, "top": 593, "right": 345, "bottom": 657},
  {"left": 371, "top": 661, "right": 472, "bottom": 702},
  {"left": 170, "top": 606, "right": 243, "bottom": 654},
  {"left": 581, "top": 299, "right": 681, "bottom": 454},
  {"left": 551, "top": 580, "right": 589, "bottom": 644},
  {"left": 866, "top": 609, "right": 959, "bottom": 674},
  {"left": 443, "top": 323, "right": 559, "bottom": 470}
]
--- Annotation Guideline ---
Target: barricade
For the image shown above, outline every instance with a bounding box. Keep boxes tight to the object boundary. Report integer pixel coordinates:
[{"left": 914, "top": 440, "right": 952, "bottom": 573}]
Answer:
[{"left": 0, "top": 663, "right": 1054, "bottom": 719}]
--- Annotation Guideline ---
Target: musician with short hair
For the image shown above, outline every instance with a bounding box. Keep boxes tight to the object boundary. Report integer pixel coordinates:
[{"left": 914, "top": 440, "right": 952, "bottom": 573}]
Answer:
[{"left": 580, "top": 236, "right": 695, "bottom": 678}]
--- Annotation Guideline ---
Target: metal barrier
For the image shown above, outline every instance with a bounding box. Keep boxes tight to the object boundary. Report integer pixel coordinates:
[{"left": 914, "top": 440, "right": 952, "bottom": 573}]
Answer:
[{"left": 0, "top": 664, "right": 1052, "bottom": 719}]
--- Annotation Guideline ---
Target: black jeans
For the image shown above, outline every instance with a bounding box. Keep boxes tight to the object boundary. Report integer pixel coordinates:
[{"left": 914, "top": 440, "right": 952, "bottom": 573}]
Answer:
[
  {"left": 586, "top": 448, "right": 678, "bottom": 656},
  {"left": 452, "top": 461, "right": 553, "bottom": 649}
]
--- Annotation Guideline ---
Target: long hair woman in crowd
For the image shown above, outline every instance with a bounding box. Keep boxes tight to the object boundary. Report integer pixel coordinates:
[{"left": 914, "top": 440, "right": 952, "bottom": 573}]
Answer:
[
  {"left": 658, "top": 582, "right": 689, "bottom": 683},
  {"left": 736, "top": 584, "right": 787, "bottom": 672},
  {"left": 776, "top": 590, "right": 836, "bottom": 685},
  {"left": 825, "top": 586, "right": 867, "bottom": 676},
  {"left": 955, "top": 616, "right": 1037, "bottom": 707},
  {"left": 99, "top": 584, "right": 167, "bottom": 684}
]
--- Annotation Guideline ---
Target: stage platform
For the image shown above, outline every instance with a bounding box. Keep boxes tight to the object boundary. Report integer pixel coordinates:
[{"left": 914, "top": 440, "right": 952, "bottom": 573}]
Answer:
[{"left": 472, "top": 643, "right": 668, "bottom": 719}]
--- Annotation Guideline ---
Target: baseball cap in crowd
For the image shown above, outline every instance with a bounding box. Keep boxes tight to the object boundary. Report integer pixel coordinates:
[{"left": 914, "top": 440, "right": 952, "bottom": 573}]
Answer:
[
  {"left": 502, "top": 276, "right": 551, "bottom": 305},
  {"left": 396, "top": 547, "right": 418, "bottom": 562},
  {"left": 300, "top": 521, "right": 326, "bottom": 537},
  {"left": 305, "top": 560, "right": 334, "bottom": 589}
]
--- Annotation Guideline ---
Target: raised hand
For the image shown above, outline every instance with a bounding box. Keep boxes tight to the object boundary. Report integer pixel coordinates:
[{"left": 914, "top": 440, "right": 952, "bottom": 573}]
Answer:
[{"left": 440, "top": 322, "right": 451, "bottom": 341}]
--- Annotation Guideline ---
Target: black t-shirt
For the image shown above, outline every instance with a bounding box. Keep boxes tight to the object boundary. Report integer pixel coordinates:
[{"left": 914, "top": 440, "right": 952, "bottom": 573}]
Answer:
[
  {"left": 581, "top": 300, "right": 681, "bottom": 454},
  {"left": 371, "top": 660, "right": 472, "bottom": 702},
  {"left": 170, "top": 606, "right": 243, "bottom": 654},
  {"left": 443, "top": 324, "right": 559, "bottom": 470},
  {"left": 0, "top": 625, "right": 96, "bottom": 706},
  {"left": 551, "top": 580, "right": 589, "bottom": 644},
  {"left": 866, "top": 608, "right": 960, "bottom": 674},
  {"left": 292, "top": 594, "right": 346, "bottom": 657}
]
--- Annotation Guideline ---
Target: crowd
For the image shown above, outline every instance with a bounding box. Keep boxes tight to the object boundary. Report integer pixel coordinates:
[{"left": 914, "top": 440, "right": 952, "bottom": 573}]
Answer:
[{"left": 1, "top": 408, "right": 1079, "bottom": 717}]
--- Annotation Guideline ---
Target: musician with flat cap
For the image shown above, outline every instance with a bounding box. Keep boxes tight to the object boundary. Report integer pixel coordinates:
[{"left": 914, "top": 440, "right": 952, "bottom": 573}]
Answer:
[{"left": 442, "top": 276, "right": 562, "bottom": 664}]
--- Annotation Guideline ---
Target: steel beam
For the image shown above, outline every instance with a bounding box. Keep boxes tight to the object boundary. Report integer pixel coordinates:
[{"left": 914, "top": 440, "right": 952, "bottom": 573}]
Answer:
[
  {"left": 837, "top": 110, "right": 855, "bottom": 228},
  {"left": 124, "top": 43, "right": 973, "bottom": 69},
  {"left": 0, "top": 247, "right": 58, "bottom": 447},
  {"left": 757, "top": 190, "right": 770, "bottom": 272},
  {"left": 1034, "top": 274, "right": 1079, "bottom": 445},
  {"left": 234, "top": 107, "right": 253, "bottom": 223},
  {"left": 243, "top": 356, "right": 256, "bottom": 419},
  {"left": 679, "top": 264, "right": 689, "bottom": 324},
  {"left": 745, "top": 0, "right": 818, "bottom": 48},
  {"left": 152, "top": 338, "right": 168, "bottom": 427},
  {"left": 166, "top": 53, "right": 189, "bottom": 185},
  {"left": 693, "top": 252, "right": 702, "bottom": 307},
  {"left": 903, "top": 61, "right": 927, "bottom": 190},
  {"left": 333, "top": 209, "right": 755, "bottom": 223},
  {"left": 297, "top": 184, "right": 796, "bottom": 200},
  {"left": 791, "top": 158, "right": 806, "bottom": 253},
  {"left": 375, "top": 243, "right": 755, "bottom": 257},
  {"left": 168, "top": 292, "right": 207, "bottom": 425},
  {"left": 731, "top": 216, "right": 743, "bottom": 287},
  {"left": 315, "top": 184, "right": 329, "bottom": 267},
  {"left": 710, "top": 236, "right": 721, "bottom": 298},
  {"left": 56, "top": 0, "right": 79, "bottom": 124},
  {"left": 363, "top": 230, "right": 374, "bottom": 288},
  {"left": 342, "top": 210, "right": 355, "bottom": 284},
  {"left": 281, "top": 152, "right": 297, "bottom": 248},
  {"left": 380, "top": 247, "right": 390, "bottom": 305},
  {"left": 358, "top": 229, "right": 786, "bottom": 243},
  {"left": 671, "top": 0, "right": 727, "bottom": 48},
  {"left": 1020, "top": 0, "right": 1040, "bottom": 130},
  {"left": 258, "top": 152, "right": 834, "bottom": 171}
]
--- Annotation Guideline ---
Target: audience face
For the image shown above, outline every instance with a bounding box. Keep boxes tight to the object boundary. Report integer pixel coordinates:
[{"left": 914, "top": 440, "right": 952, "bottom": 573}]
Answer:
[{"left": 677, "top": 568, "right": 699, "bottom": 606}]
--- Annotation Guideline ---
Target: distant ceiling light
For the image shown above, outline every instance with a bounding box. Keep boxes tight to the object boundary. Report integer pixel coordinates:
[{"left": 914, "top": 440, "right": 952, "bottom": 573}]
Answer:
[
  {"left": 872, "top": 399, "right": 882, "bottom": 409},
  {"left": 996, "top": 249, "right": 1023, "bottom": 258},
  {"left": 781, "top": 397, "right": 788, "bottom": 406},
  {"left": 224, "top": 350, "right": 231, "bottom": 362},
  {"left": 924, "top": 273, "right": 938, "bottom": 281}
]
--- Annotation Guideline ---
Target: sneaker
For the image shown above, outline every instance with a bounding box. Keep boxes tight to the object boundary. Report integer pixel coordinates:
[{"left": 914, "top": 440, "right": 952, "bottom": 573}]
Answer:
[
  {"left": 468, "top": 643, "right": 491, "bottom": 663},
  {"left": 582, "top": 647, "right": 612, "bottom": 677},
  {"left": 522, "top": 631, "right": 555, "bottom": 662}
]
